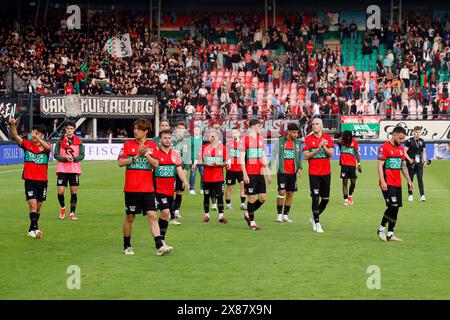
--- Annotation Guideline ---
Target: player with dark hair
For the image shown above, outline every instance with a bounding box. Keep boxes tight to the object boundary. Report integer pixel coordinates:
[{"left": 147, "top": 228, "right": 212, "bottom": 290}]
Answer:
[
  {"left": 404, "top": 126, "right": 427, "bottom": 202},
  {"left": 8, "top": 118, "right": 52, "bottom": 238},
  {"left": 377, "top": 126, "right": 414, "bottom": 242},
  {"left": 171, "top": 122, "right": 191, "bottom": 224},
  {"left": 303, "top": 118, "right": 334, "bottom": 233},
  {"left": 153, "top": 130, "right": 189, "bottom": 249},
  {"left": 118, "top": 118, "right": 172, "bottom": 256},
  {"left": 276, "top": 122, "right": 303, "bottom": 223},
  {"left": 193, "top": 129, "right": 229, "bottom": 224},
  {"left": 225, "top": 126, "right": 247, "bottom": 211},
  {"left": 240, "top": 119, "right": 272, "bottom": 231},
  {"left": 337, "top": 130, "right": 361, "bottom": 206},
  {"left": 152, "top": 119, "right": 170, "bottom": 144},
  {"left": 54, "top": 120, "right": 85, "bottom": 220}
]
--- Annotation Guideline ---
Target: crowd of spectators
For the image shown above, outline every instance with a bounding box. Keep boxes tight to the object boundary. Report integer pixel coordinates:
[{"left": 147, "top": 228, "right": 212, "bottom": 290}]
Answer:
[{"left": 0, "top": 9, "right": 449, "bottom": 128}]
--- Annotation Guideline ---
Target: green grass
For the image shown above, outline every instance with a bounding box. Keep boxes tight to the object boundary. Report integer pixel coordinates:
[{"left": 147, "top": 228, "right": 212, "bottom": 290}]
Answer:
[{"left": 0, "top": 160, "right": 449, "bottom": 300}]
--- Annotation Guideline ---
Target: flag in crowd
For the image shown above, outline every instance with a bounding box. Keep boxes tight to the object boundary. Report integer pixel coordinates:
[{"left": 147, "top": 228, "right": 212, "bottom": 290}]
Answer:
[{"left": 103, "top": 33, "right": 133, "bottom": 58}]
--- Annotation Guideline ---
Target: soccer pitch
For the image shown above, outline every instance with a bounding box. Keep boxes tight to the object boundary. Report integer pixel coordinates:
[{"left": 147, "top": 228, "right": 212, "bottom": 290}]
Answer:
[{"left": 0, "top": 160, "right": 449, "bottom": 300}]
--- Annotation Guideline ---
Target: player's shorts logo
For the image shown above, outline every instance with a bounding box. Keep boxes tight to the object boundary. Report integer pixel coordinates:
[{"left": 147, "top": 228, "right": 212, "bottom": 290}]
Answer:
[
  {"left": 162, "top": 198, "right": 168, "bottom": 204},
  {"left": 248, "top": 188, "right": 254, "bottom": 193},
  {"left": 28, "top": 191, "right": 34, "bottom": 197},
  {"left": 280, "top": 183, "right": 285, "bottom": 188},
  {"left": 313, "top": 189, "right": 319, "bottom": 195},
  {"left": 129, "top": 206, "right": 136, "bottom": 212},
  {"left": 391, "top": 197, "right": 397, "bottom": 202},
  {"left": 227, "top": 179, "right": 232, "bottom": 184},
  {"left": 341, "top": 173, "right": 346, "bottom": 178},
  {"left": 58, "top": 179, "right": 63, "bottom": 184},
  {"left": 204, "top": 189, "right": 209, "bottom": 195}
]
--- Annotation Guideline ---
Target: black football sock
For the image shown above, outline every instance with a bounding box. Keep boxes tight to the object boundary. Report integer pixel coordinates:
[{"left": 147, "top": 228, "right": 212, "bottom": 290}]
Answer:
[
  {"left": 124, "top": 236, "right": 131, "bottom": 249},
  {"left": 387, "top": 207, "right": 399, "bottom": 232},
  {"left": 225, "top": 199, "right": 231, "bottom": 205},
  {"left": 203, "top": 194, "right": 211, "bottom": 213},
  {"left": 58, "top": 194, "right": 65, "bottom": 208},
  {"left": 277, "top": 205, "right": 283, "bottom": 215},
  {"left": 349, "top": 182, "right": 356, "bottom": 196},
  {"left": 253, "top": 199, "right": 263, "bottom": 212},
  {"left": 318, "top": 198, "right": 329, "bottom": 214},
  {"left": 154, "top": 235, "right": 164, "bottom": 249},
  {"left": 29, "top": 212, "right": 38, "bottom": 231},
  {"left": 70, "top": 194, "right": 77, "bottom": 214},
  {"left": 173, "top": 194, "right": 182, "bottom": 211},
  {"left": 158, "top": 218, "right": 169, "bottom": 240},
  {"left": 240, "top": 197, "right": 246, "bottom": 204},
  {"left": 380, "top": 207, "right": 391, "bottom": 228},
  {"left": 283, "top": 205, "right": 291, "bottom": 216},
  {"left": 217, "top": 196, "right": 224, "bottom": 214}
]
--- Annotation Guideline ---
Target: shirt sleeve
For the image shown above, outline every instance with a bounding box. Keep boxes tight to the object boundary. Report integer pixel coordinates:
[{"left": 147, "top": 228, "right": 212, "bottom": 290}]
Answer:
[
  {"left": 74, "top": 143, "right": 85, "bottom": 162},
  {"left": 303, "top": 137, "right": 310, "bottom": 152},
  {"left": 378, "top": 146, "right": 386, "bottom": 161},
  {"left": 20, "top": 139, "right": 33, "bottom": 151},
  {"left": 353, "top": 139, "right": 359, "bottom": 153},
  {"left": 404, "top": 138, "right": 411, "bottom": 149},
  {"left": 53, "top": 140, "right": 66, "bottom": 162},
  {"left": 327, "top": 135, "right": 335, "bottom": 148},
  {"left": 174, "top": 151, "right": 182, "bottom": 167},
  {"left": 118, "top": 144, "right": 128, "bottom": 160}
]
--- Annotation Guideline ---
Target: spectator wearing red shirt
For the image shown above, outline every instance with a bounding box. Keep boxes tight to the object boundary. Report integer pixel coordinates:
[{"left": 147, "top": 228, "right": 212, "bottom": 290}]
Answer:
[
  {"left": 303, "top": 118, "right": 334, "bottom": 233},
  {"left": 64, "top": 82, "right": 75, "bottom": 95},
  {"left": 8, "top": 118, "right": 52, "bottom": 239},
  {"left": 376, "top": 126, "right": 414, "bottom": 242}
]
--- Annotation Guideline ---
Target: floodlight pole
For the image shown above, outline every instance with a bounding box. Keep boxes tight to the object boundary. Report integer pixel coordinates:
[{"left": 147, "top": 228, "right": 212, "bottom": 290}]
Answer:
[
  {"left": 150, "top": 0, "right": 153, "bottom": 32},
  {"left": 273, "top": 0, "right": 276, "bottom": 27},
  {"left": 43, "top": 0, "right": 49, "bottom": 22},
  {"left": 157, "top": 0, "right": 161, "bottom": 41},
  {"left": 265, "top": 0, "right": 268, "bottom": 31},
  {"left": 34, "top": 0, "right": 41, "bottom": 25}
]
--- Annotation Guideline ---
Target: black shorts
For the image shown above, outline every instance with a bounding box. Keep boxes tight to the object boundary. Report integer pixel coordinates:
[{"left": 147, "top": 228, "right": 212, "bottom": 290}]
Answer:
[
  {"left": 175, "top": 175, "right": 185, "bottom": 192},
  {"left": 381, "top": 186, "right": 403, "bottom": 207},
  {"left": 277, "top": 173, "right": 297, "bottom": 192},
  {"left": 24, "top": 180, "right": 48, "bottom": 202},
  {"left": 309, "top": 175, "right": 331, "bottom": 198},
  {"left": 245, "top": 174, "right": 266, "bottom": 195},
  {"left": 203, "top": 181, "right": 224, "bottom": 197},
  {"left": 155, "top": 193, "right": 174, "bottom": 211},
  {"left": 124, "top": 192, "right": 157, "bottom": 215},
  {"left": 340, "top": 165, "right": 357, "bottom": 180},
  {"left": 57, "top": 173, "right": 80, "bottom": 187},
  {"left": 226, "top": 170, "right": 243, "bottom": 185}
]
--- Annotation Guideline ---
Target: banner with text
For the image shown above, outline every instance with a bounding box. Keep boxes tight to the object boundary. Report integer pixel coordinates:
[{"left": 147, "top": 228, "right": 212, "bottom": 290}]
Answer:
[
  {"left": 340, "top": 116, "right": 381, "bottom": 137},
  {"left": 378, "top": 120, "right": 450, "bottom": 141},
  {"left": 40, "top": 96, "right": 156, "bottom": 118},
  {"left": 0, "top": 144, "right": 25, "bottom": 165}
]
